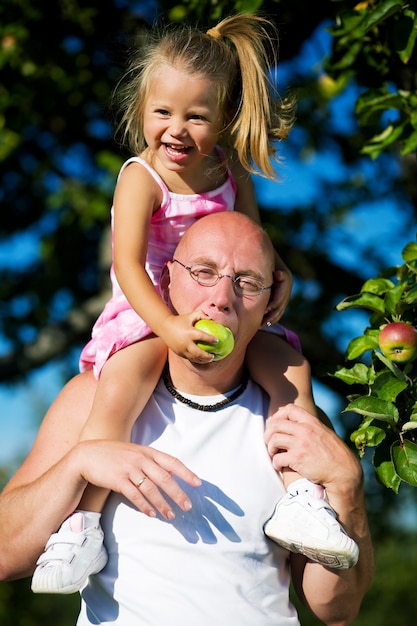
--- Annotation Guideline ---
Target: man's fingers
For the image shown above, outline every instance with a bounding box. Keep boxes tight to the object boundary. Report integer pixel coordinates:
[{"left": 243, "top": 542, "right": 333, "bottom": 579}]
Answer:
[
  {"left": 153, "top": 451, "right": 201, "bottom": 488},
  {"left": 124, "top": 450, "right": 201, "bottom": 520}
]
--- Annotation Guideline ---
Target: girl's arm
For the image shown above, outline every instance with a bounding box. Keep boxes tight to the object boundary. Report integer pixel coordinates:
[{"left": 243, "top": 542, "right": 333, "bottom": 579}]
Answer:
[
  {"left": 247, "top": 332, "right": 318, "bottom": 417},
  {"left": 230, "top": 159, "right": 292, "bottom": 323},
  {"left": 112, "top": 162, "right": 213, "bottom": 362}
]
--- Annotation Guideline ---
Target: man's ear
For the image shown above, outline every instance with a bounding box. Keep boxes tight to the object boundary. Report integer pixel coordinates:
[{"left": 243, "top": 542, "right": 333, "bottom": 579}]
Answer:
[
  {"left": 261, "top": 296, "right": 274, "bottom": 327},
  {"left": 159, "top": 263, "right": 171, "bottom": 305}
]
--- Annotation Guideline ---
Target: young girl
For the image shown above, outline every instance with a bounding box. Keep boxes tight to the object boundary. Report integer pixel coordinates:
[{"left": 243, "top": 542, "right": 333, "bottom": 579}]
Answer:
[{"left": 32, "top": 13, "right": 358, "bottom": 595}]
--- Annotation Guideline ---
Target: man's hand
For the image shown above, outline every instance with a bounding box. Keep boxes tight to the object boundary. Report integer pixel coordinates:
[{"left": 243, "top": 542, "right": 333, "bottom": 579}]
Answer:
[
  {"left": 75, "top": 440, "right": 202, "bottom": 521},
  {"left": 264, "top": 403, "right": 362, "bottom": 494}
]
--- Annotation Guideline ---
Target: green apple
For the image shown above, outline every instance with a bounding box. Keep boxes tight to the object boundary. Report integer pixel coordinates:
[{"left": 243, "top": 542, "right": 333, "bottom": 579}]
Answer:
[
  {"left": 378, "top": 322, "right": 417, "bottom": 363},
  {"left": 195, "top": 320, "right": 234, "bottom": 360}
]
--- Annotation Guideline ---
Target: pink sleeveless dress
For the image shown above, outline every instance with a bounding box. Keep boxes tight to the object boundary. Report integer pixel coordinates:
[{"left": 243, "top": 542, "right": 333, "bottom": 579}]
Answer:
[{"left": 79, "top": 156, "right": 301, "bottom": 379}]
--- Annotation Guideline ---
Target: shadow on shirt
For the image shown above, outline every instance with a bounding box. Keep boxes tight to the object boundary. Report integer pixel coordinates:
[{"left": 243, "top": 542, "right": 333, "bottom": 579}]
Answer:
[{"left": 158, "top": 477, "right": 244, "bottom": 543}]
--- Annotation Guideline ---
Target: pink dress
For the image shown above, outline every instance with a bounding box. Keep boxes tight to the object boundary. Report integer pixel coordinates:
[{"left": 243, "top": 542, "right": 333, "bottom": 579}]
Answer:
[
  {"left": 80, "top": 156, "right": 301, "bottom": 379},
  {"left": 79, "top": 156, "right": 237, "bottom": 378}
]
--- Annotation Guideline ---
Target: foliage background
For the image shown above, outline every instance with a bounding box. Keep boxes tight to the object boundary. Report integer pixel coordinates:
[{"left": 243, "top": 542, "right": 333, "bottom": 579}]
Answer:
[{"left": 1, "top": 0, "right": 416, "bottom": 623}]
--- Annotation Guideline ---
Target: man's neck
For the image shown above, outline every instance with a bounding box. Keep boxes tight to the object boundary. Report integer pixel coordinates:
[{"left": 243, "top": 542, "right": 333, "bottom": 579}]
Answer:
[{"left": 167, "top": 353, "right": 246, "bottom": 396}]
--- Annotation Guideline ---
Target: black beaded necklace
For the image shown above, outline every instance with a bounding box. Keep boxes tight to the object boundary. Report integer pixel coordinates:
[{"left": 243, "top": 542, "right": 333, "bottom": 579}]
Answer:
[{"left": 162, "top": 366, "right": 248, "bottom": 412}]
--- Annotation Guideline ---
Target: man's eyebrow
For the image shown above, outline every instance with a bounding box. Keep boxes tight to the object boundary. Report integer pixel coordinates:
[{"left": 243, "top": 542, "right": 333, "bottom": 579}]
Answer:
[
  {"left": 189, "top": 257, "right": 266, "bottom": 281},
  {"left": 188, "top": 256, "right": 214, "bottom": 265}
]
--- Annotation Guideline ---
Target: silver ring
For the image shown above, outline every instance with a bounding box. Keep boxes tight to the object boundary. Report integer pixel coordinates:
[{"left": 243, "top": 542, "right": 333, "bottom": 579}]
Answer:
[{"left": 136, "top": 476, "right": 148, "bottom": 489}]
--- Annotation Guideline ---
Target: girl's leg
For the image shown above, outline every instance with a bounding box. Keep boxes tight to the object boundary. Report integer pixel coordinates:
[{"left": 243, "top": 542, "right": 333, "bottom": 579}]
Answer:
[
  {"left": 78, "top": 336, "right": 167, "bottom": 513},
  {"left": 246, "top": 330, "right": 359, "bottom": 569},
  {"left": 246, "top": 330, "right": 317, "bottom": 489},
  {"left": 31, "top": 336, "right": 167, "bottom": 594}
]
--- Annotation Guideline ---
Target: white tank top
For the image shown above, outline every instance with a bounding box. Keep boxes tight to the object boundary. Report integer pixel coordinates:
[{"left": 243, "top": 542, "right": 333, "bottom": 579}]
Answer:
[{"left": 77, "top": 379, "right": 300, "bottom": 626}]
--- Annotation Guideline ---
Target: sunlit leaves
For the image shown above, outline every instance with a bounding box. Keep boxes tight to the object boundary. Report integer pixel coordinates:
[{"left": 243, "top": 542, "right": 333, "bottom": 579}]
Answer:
[
  {"left": 345, "top": 396, "right": 399, "bottom": 424},
  {"left": 391, "top": 440, "right": 417, "bottom": 486},
  {"left": 373, "top": 440, "right": 401, "bottom": 492},
  {"left": 327, "top": 0, "right": 417, "bottom": 158},
  {"left": 332, "top": 236, "right": 417, "bottom": 491}
]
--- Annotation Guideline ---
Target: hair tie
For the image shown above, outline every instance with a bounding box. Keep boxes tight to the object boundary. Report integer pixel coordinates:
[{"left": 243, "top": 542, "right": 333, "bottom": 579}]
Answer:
[{"left": 206, "top": 26, "right": 222, "bottom": 40}]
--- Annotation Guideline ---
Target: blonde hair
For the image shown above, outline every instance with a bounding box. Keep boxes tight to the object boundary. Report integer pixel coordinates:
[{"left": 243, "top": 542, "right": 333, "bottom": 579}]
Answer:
[{"left": 114, "top": 14, "right": 296, "bottom": 180}]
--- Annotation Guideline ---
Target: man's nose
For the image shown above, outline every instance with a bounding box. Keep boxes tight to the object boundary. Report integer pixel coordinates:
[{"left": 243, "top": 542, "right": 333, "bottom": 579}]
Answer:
[{"left": 207, "top": 275, "right": 236, "bottom": 311}]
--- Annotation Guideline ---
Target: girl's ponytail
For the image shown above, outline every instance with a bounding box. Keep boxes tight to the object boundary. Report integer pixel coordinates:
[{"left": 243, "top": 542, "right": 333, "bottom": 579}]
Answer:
[{"left": 207, "top": 14, "right": 295, "bottom": 179}]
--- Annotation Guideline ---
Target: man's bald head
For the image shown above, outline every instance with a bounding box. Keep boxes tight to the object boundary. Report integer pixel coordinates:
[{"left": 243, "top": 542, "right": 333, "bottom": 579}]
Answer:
[{"left": 176, "top": 212, "right": 275, "bottom": 277}]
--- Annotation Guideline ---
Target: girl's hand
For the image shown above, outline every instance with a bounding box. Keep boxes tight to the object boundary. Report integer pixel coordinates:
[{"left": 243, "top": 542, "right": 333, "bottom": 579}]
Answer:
[
  {"left": 159, "top": 312, "right": 219, "bottom": 363},
  {"left": 263, "top": 269, "right": 292, "bottom": 326},
  {"left": 76, "top": 440, "right": 202, "bottom": 521}
]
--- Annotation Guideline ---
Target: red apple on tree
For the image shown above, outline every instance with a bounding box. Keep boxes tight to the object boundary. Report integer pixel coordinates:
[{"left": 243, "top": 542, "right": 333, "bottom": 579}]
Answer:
[{"left": 378, "top": 322, "right": 417, "bottom": 363}]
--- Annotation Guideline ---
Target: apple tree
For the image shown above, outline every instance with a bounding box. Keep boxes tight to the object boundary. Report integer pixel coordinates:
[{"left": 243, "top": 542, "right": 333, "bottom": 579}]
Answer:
[
  {"left": 332, "top": 238, "right": 417, "bottom": 492},
  {"left": 323, "top": 0, "right": 417, "bottom": 494}
]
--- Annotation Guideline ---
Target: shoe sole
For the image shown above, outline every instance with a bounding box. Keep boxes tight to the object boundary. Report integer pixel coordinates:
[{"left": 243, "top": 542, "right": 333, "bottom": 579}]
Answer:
[
  {"left": 266, "top": 533, "right": 359, "bottom": 569},
  {"left": 263, "top": 517, "right": 359, "bottom": 570},
  {"left": 31, "top": 549, "right": 108, "bottom": 594}
]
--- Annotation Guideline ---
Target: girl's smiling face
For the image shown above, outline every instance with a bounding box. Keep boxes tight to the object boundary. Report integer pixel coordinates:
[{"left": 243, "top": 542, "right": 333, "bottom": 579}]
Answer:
[{"left": 142, "top": 64, "right": 224, "bottom": 176}]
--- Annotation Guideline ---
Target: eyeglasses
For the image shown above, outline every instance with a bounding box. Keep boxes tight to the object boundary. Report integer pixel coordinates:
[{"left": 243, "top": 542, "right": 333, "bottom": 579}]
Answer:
[{"left": 173, "top": 259, "right": 273, "bottom": 297}]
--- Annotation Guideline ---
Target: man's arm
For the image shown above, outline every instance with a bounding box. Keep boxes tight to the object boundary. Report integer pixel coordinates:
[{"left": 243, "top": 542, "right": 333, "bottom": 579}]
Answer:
[
  {"left": 291, "top": 474, "right": 373, "bottom": 625},
  {"left": 0, "top": 371, "right": 200, "bottom": 582},
  {"left": 265, "top": 404, "right": 374, "bottom": 625},
  {"left": 0, "top": 372, "right": 96, "bottom": 580}
]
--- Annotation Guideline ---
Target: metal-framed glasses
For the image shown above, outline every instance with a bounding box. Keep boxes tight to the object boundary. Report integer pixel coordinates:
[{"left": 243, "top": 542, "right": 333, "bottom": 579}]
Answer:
[{"left": 173, "top": 259, "right": 273, "bottom": 297}]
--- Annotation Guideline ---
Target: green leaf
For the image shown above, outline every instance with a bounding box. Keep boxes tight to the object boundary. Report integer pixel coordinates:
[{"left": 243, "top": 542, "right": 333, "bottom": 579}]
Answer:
[
  {"left": 391, "top": 440, "right": 417, "bottom": 487},
  {"left": 394, "top": 10, "right": 417, "bottom": 63},
  {"left": 398, "top": 265, "right": 417, "bottom": 284},
  {"left": 361, "top": 123, "right": 405, "bottom": 156},
  {"left": 351, "top": 425, "right": 386, "bottom": 448},
  {"left": 332, "top": 0, "right": 403, "bottom": 41},
  {"left": 400, "top": 289, "right": 417, "bottom": 309},
  {"left": 401, "top": 421, "right": 417, "bottom": 432},
  {"left": 384, "top": 282, "right": 405, "bottom": 316},
  {"left": 358, "top": 0, "right": 403, "bottom": 36},
  {"left": 374, "top": 351, "right": 408, "bottom": 382},
  {"left": 372, "top": 370, "right": 409, "bottom": 401},
  {"left": 333, "top": 363, "right": 371, "bottom": 385},
  {"left": 401, "top": 129, "right": 417, "bottom": 156},
  {"left": 402, "top": 241, "right": 417, "bottom": 263},
  {"left": 345, "top": 334, "right": 379, "bottom": 360},
  {"left": 360, "top": 277, "right": 395, "bottom": 295},
  {"left": 336, "top": 292, "right": 386, "bottom": 313},
  {"left": 373, "top": 442, "right": 401, "bottom": 492},
  {"left": 345, "top": 396, "right": 399, "bottom": 424},
  {"left": 356, "top": 90, "right": 404, "bottom": 123}
]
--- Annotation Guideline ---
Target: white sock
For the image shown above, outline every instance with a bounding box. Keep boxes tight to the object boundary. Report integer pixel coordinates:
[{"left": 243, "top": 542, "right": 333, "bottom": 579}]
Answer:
[
  {"left": 286, "top": 478, "right": 325, "bottom": 500},
  {"left": 69, "top": 510, "right": 101, "bottom": 532}
]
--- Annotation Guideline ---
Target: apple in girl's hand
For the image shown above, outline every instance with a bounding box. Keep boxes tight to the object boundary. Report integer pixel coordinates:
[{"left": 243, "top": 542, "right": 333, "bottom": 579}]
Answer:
[
  {"left": 378, "top": 322, "right": 417, "bottom": 363},
  {"left": 195, "top": 320, "right": 234, "bottom": 360}
]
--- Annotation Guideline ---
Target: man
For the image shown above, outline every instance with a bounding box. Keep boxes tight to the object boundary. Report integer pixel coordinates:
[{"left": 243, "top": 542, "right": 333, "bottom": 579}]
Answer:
[{"left": 0, "top": 212, "right": 374, "bottom": 624}]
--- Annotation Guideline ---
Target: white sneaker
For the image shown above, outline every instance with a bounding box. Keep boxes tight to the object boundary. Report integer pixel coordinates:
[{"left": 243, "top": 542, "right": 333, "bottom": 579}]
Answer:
[
  {"left": 31, "top": 512, "right": 108, "bottom": 594},
  {"left": 264, "top": 491, "right": 359, "bottom": 569}
]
